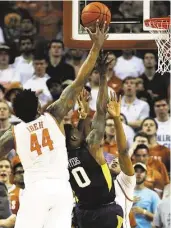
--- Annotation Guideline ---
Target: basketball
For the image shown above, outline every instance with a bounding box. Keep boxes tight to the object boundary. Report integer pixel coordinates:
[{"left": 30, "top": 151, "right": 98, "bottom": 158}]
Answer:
[{"left": 81, "top": 2, "right": 111, "bottom": 30}]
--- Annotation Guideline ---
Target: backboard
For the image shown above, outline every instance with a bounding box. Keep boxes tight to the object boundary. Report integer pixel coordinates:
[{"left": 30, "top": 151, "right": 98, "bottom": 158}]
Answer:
[{"left": 63, "top": 0, "right": 170, "bottom": 49}]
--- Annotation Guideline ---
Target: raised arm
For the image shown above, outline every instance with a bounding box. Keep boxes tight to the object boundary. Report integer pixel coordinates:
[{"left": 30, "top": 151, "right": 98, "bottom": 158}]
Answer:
[
  {"left": 77, "top": 89, "right": 92, "bottom": 138},
  {"left": 86, "top": 53, "right": 110, "bottom": 165},
  {"left": 107, "top": 92, "right": 134, "bottom": 176},
  {"left": 47, "top": 22, "right": 109, "bottom": 124},
  {"left": 0, "top": 127, "right": 15, "bottom": 158}
]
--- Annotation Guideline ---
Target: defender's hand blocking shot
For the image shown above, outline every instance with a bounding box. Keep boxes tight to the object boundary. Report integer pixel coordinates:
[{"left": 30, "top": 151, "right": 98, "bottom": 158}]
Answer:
[{"left": 0, "top": 21, "right": 109, "bottom": 228}]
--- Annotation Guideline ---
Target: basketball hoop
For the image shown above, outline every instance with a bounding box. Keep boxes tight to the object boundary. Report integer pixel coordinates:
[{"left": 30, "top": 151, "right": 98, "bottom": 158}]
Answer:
[{"left": 144, "top": 17, "right": 171, "bottom": 75}]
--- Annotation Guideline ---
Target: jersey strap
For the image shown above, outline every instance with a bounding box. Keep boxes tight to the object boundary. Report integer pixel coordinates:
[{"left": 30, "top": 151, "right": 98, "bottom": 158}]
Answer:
[{"left": 116, "top": 179, "right": 134, "bottom": 202}]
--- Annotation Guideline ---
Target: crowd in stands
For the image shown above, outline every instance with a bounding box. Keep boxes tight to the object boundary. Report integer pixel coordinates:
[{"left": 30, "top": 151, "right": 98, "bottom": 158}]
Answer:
[{"left": 0, "top": 1, "right": 170, "bottom": 228}]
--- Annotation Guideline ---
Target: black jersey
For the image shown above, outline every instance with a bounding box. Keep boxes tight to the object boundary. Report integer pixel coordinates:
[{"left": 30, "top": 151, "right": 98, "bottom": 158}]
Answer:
[{"left": 68, "top": 144, "right": 116, "bottom": 208}]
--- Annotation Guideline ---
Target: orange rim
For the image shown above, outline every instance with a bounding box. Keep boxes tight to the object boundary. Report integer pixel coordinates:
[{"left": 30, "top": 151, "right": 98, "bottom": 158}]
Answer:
[{"left": 144, "top": 17, "right": 171, "bottom": 30}]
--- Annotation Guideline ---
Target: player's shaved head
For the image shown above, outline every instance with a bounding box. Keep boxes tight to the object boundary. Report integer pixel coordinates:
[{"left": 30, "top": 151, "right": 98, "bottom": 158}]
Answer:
[{"left": 13, "top": 89, "right": 39, "bottom": 123}]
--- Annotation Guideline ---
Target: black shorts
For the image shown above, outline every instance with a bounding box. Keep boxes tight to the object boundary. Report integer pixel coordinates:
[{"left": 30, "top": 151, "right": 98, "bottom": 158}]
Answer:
[{"left": 74, "top": 202, "right": 123, "bottom": 228}]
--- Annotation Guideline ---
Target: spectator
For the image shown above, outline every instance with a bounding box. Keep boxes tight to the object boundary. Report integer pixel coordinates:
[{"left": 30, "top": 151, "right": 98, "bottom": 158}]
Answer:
[
  {"left": 119, "top": 113, "right": 135, "bottom": 148},
  {"left": 114, "top": 50, "right": 145, "bottom": 80},
  {"left": 3, "top": 13, "right": 21, "bottom": 45},
  {"left": 110, "top": 10, "right": 125, "bottom": 33},
  {"left": 5, "top": 83, "right": 22, "bottom": 125},
  {"left": 135, "top": 77, "right": 153, "bottom": 116},
  {"left": 151, "top": 1, "right": 170, "bottom": 18},
  {"left": 33, "top": 1, "right": 62, "bottom": 40},
  {"left": 104, "top": 117, "right": 119, "bottom": 157},
  {"left": 0, "top": 158, "right": 13, "bottom": 190},
  {"left": 0, "top": 100, "right": 11, "bottom": 137},
  {"left": 140, "top": 52, "right": 169, "bottom": 99},
  {"left": 0, "top": 182, "right": 12, "bottom": 220},
  {"left": 0, "top": 84, "right": 5, "bottom": 100},
  {"left": 46, "top": 39, "right": 75, "bottom": 83},
  {"left": 20, "top": 14, "right": 37, "bottom": 38},
  {"left": 141, "top": 117, "right": 170, "bottom": 172},
  {"left": 133, "top": 144, "right": 169, "bottom": 197},
  {"left": 118, "top": 1, "right": 143, "bottom": 33},
  {"left": 11, "top": 156, "right": 24, "bottom": 190},
  {"left": 23, "top": 53, "right": 52, "bottom": 107},
  {"left": 119, "top": 1, "right": 134, "bottom": 18},
  {"left": 0, "top": 26, "right": 5, "bottom": 44},
  {"left": 153, "top": 97, "right": 171, "bottom": 149},
  {"left": 106, "top": 52, "right": 122, "bottom": 94},
  {"left": 132, "top": 163, "right": 160, "bottom": 228},
  {"left": 128, "top": 132, "right": 149, "bottom": 157},
  {"left": 67, "top": 49, "right": 87, "bottom": 76},
  {"left": 13, "top": 36, "right": 34, "bottom": 85},
  {"left": 9, "top": 156, "right": 24, "bottom": 215},
  {"left": 0, "top": 45, "right": 21, "bottom": 89},
  {"left": 104, "top": 116, "right": 135, "bottom": 157},
  {"left": 88, "top": 68, "right": 113, "bottom": 111},
  {"left": 46, "top": 77, "right": 63, "bottom": 101},
  {"left": 153, "top": 195, "right": 171, "bottom": 228},
  {"left": 134, "top": 132, "right": 149, "bottom": 146},
  {"left": 121, "top": 77, "right": 150, "bottom": 130}
]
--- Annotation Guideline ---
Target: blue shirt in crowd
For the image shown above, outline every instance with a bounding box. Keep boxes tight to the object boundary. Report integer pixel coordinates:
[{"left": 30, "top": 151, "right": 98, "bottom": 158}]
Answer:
[{"left": 133, "top": 187, "right": 160, "bottom": 228}]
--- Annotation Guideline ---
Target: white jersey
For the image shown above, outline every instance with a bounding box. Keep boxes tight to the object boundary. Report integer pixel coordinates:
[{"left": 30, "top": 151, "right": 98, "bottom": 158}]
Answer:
[
  {"left": 114, "top": 172, "right": 136, "bottom": 228},
  {"left": 13, "top": 112, "right": 69, "bottom": 185}
]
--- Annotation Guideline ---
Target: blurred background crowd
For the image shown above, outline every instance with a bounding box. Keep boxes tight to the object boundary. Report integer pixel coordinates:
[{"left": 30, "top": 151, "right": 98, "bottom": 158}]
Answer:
[{"left": 0, "top": 1, "right": 170, "bottom": 228}]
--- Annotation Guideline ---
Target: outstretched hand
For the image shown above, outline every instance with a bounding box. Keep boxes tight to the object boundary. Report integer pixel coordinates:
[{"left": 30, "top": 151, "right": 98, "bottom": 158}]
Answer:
[
  {"left": 77, "top": 88, "right": 90, "bottom": 118},
  {"left": 107, "top": 91, "right": 122, "bottom": 118},
  {"left": 95, "top": 51, "right": 115, "bottom": 75},
  {"left": 85, "top": 20, "right": 109, "bottom": 49}
]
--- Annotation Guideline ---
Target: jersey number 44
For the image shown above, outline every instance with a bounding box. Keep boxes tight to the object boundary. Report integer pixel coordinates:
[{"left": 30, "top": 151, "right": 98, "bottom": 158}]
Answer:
[{"left": 30, "top": 128, "right": 54, "bottom": 155}]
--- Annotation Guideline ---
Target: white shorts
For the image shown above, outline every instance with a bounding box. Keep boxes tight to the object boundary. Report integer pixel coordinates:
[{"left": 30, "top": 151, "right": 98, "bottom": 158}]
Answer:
[{"left": 14, "top": 179, "right": 73, "bottom": 228}]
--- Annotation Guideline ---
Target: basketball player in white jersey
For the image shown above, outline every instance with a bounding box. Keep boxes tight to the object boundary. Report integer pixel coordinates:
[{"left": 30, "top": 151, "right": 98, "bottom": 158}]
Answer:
[{"left": 0, "top": 21, "right": 109, "bottom": 228}]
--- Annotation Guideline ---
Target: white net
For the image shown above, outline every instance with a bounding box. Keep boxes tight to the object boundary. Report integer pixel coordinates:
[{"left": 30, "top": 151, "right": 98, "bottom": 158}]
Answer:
[{"left": 147, "top": 19, "right": 170, "bottom": 75}]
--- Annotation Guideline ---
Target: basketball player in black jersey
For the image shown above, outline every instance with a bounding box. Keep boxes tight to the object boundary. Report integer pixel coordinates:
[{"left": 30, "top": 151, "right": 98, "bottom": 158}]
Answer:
[{"left": 65, "top": 53, "right": 134, "bottom": 228}]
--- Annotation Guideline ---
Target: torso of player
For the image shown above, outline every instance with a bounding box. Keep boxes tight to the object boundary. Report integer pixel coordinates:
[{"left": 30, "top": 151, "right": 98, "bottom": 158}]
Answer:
[
  {"left": 8, "top": 185, "right": 20, "bottom": 214},
  {"left": 13, "top": 112, "right": 69, "bottom": 185},
  {"left": 68, "top": 144, "right": 116, "bottom": 208}
]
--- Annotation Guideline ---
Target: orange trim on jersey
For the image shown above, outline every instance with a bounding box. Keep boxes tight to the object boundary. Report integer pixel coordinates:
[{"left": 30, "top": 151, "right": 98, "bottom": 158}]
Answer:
[
  {"left": 45, "top": 112, "right": 65, "bottom": 136},
  {"left": 11, "top": 126, "right": 17, "bottom": 153}
]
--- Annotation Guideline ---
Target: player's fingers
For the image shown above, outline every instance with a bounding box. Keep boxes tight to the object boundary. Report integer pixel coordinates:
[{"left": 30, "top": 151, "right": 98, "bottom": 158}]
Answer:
[
  {"left": 87, "top": 95, "right": 90, "bottom": 101},
  {"left": 110, "top": 91, "right": 113, "bottom": 101},
  {"left": 85, "top": 27, "right": 92, "bottom": 36},
  {"left": 102, "top": 21, "right": 107, "bottom": 33},
  {"left": 100, "top": 49, "right": 103, "bottom": 58},
  {"left": 107, "top": 57, "right": 115, "bottom": 65},
  {"left": 114, "top": 91, "right": 118, "bottom": 102},
  {"left": 77, "top": 96, "right": 81, "bottom": 106},
  {"left": 104, "top": 52, "right": 109, "bottom": 63},
  {"left": 105, "top": 26, "right": 109, "bottom": 35},
  {"left": 82, "top": 88, "right": 86, "bottom": 95},
  {"left": 95, "top": 20, "right": 100, "bottom": 33},
  {"left": 105, "top": 34, "right": 109, "bottom": 40},
  {"left": 119, "top": 95, "right": 122, "bottom": 104}
]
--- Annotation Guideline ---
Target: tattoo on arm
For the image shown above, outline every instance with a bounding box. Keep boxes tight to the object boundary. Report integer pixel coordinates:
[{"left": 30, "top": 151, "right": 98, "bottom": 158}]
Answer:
[
  {"left": 47, "top": 44, "right": 100, "bottom": 123},
  {"left": 0, "top": 128, "right": 15, "bottom": 157},
  {"left": 47, "top": 84, "right": 79, "bottom": 123}
]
